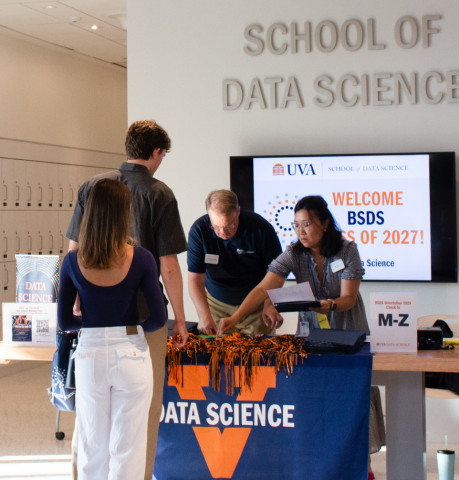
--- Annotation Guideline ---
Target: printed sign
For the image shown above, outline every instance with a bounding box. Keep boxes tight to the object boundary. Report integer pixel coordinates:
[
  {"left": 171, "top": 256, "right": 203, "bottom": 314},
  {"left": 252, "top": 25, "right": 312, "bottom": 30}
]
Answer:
[
  {"left": 369, "top": 292, "right": 417, "bottom": 352},
  {"left": 2, "top": 303, "right": 57, "bottom": 347}
]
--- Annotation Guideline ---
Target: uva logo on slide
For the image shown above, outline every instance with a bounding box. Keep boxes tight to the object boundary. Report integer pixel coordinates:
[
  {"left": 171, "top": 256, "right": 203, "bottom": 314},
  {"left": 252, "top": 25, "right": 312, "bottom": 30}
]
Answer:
[
  {"left": 272, "top": 163, "right": 317, "bottom": 176},
  {"left": 162, "top": 365, "right": 295, "bottom": 478}
]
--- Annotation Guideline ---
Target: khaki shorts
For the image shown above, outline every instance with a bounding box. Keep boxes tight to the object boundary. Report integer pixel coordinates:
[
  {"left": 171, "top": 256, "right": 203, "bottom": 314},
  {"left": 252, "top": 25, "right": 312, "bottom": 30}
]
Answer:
[{"left": 207, "top": 292, "right": 275, "bottom": 336}]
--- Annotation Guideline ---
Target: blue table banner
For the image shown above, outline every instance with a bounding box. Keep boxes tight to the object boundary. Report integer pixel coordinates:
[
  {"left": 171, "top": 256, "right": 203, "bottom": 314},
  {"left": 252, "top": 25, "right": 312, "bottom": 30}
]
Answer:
[{"left": 154, "top": 345, "right": 372, "bottom": 480}]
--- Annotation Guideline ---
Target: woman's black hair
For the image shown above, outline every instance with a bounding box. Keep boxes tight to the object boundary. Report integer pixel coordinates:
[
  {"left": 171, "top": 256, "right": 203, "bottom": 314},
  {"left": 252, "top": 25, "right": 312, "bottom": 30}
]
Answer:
[{"left": 292, "top": 195, "right": 343, "bottom": 258}]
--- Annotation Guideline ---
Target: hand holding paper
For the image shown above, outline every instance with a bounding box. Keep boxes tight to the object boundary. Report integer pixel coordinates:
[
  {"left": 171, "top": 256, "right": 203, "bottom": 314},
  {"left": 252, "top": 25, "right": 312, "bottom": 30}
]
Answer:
[{"left": 267, "top": 282, "right": 321, "bottom": 313}]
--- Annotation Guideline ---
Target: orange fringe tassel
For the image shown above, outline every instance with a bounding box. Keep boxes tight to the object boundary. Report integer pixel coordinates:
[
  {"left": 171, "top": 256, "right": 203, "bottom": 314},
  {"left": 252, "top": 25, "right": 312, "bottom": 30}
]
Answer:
[{"left": 166, "top": 333, "right": 308, "bottom": 396}]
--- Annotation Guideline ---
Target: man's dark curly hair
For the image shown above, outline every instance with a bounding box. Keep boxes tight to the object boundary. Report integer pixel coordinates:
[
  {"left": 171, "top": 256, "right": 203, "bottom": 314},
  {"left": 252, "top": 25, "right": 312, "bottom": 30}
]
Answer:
[{"left": 125, "top": 120, "right": 171, "bottom": 160}]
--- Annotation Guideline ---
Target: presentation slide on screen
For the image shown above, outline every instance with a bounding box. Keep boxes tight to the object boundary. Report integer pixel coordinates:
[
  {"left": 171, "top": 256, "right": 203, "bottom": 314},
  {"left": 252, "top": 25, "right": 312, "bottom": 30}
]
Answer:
[{"left": 253, "top": 155, "right": 431, "bottom": 281}]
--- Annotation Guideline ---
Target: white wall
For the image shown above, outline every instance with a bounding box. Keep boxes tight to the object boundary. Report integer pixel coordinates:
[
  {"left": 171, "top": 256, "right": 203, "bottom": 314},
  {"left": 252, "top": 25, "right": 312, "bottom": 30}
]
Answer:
[
  {"left": 0, "top": 31, "right": 127, "bottom": 152},
  {"left": 128, "top": 0, "right": 459, "bottom": 320}
]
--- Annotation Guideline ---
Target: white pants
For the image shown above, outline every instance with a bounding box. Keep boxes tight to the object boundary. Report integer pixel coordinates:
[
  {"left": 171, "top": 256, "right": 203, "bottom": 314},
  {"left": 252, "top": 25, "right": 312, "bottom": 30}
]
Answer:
[{"left": 74, "top": 326, "right": 153, "bottom": 480}]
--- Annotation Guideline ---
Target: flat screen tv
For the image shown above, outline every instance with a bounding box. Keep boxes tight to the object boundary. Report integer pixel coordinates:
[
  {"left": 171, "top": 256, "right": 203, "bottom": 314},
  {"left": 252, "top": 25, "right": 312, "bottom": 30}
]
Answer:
[{"left": 230, "top": 152, "right": 457, "bottom": 282}]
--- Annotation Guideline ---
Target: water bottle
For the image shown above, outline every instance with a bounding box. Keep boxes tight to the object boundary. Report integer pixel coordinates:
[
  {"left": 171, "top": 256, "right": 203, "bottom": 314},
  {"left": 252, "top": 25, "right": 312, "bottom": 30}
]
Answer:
[{"left": 65, "top": 336, "right": 78, "bottom": 389}]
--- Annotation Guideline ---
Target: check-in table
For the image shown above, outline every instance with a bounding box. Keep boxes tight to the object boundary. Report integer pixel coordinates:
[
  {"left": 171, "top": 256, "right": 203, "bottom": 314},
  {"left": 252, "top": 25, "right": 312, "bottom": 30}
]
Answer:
[{"left": 1, "top": 342, "right": 458, "bottom": 480}]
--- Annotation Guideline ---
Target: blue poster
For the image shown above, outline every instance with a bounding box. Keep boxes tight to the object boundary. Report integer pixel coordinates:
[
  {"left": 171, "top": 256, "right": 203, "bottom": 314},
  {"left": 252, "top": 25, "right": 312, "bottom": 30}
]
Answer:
[{"left": 16, "top": 254, "right": 59, "bottom": 303}]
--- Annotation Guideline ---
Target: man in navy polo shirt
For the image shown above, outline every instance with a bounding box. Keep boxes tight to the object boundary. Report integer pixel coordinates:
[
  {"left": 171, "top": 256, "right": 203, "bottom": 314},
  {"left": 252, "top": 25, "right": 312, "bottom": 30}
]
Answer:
[{"left": 188, "top": 190, "right": 282, "bottom": 336}]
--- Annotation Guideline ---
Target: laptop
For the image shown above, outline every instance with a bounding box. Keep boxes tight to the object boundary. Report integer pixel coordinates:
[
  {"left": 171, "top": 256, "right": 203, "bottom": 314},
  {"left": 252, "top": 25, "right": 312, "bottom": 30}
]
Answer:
[{"left": 303, "top": 328, "right": 367, "bottom": 354}]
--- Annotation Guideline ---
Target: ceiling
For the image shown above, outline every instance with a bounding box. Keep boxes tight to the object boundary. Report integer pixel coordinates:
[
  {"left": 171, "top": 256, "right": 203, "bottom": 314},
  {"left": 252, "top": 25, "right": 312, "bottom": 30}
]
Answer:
[{"left": 0, "top": 0, "right": 127, "bottom": 68}]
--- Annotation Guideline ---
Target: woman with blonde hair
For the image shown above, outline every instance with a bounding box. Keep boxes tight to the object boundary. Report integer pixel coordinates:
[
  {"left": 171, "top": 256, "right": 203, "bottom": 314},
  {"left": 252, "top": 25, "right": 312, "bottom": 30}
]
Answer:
[{"left": 58, "top": 178, "right": 167, "bottom": 479}]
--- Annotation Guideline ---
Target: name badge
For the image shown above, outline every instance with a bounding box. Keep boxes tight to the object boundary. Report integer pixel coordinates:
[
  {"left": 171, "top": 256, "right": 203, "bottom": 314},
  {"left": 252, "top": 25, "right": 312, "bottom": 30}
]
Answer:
[
  {"left": 205, "top": 254, "right": 219, "bottom": 265},
  {"left": 330, "top": 259, "right": 345, "bottom": 273}
]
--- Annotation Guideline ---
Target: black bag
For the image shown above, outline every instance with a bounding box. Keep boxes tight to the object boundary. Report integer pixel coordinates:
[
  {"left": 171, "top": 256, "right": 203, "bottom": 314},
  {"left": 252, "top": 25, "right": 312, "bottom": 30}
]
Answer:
[
  {"left": 433, "top": 319, "right": 454, "bottom": 338},
  {"left": 48, "top": 330, "right": 78, "bottom": 412}
]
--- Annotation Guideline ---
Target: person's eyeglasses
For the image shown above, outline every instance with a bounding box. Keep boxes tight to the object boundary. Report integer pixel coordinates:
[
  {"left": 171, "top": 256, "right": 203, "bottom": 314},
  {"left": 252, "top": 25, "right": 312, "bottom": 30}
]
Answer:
[
  {"left": 211, "top": 223, "right": 237, "bottom": 234},
  {"left": 291, "top": 221, "right": 313, "bottom": 232}
]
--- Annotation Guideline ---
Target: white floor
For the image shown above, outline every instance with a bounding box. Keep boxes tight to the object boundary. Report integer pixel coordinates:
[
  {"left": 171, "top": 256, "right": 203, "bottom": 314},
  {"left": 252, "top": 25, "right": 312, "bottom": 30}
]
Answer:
[
  {"left": 0, "top": 361, "right": 75, "bottom": 479},
  {"left": 0, "top": 360, "right": 457, "bottom": 480}
]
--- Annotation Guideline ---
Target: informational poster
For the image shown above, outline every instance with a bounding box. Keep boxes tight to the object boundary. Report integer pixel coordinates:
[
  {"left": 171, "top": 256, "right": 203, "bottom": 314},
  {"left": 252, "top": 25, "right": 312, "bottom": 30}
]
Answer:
[
  {"left": 2, "top": 255, "right": 60, "bottom": 347},
  {"left": 2, "top": 303, "right": 57, "bottom": 347},
  {"left": 368, "top": 292, "right": 417, "bottom": 352},
  {"left": 253, "top": 155, "right": 431, "bottom": 281},
  {"left": 16, "top": 254, "right": 59, "bottom": 303}
]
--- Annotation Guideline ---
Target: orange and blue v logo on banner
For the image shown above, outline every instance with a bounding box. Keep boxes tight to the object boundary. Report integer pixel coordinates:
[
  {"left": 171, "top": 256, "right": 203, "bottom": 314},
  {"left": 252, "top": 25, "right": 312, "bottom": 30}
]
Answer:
[{"left": 167, "top": 366, "right": 277, "bottom": 478}]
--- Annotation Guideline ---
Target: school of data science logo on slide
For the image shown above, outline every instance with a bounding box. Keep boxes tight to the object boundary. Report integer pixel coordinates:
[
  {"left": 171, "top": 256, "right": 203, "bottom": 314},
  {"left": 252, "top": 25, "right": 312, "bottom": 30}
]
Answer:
[{"left": 261, "top": 194, "right": 299, "bottom": 248}]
